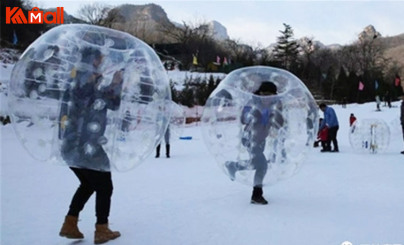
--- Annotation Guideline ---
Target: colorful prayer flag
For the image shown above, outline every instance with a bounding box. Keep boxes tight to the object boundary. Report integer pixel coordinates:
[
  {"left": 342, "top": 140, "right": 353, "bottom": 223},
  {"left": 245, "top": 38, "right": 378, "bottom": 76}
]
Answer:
[{"left": 358, "top": 81, "right": 364, "bottom": 91}]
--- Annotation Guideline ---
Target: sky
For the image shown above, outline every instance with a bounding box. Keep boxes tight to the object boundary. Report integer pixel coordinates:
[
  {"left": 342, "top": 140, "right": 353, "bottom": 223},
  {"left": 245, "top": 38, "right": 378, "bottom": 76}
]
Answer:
[{"left": 33, "top": 0, "right": 404, "bottom": 47}]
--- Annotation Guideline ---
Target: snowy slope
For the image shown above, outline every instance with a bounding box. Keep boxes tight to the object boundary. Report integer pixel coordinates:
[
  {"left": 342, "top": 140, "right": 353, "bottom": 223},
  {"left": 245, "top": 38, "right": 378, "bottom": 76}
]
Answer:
[{"left": 1, "top": 96, "right": 404, "bottom": 245}]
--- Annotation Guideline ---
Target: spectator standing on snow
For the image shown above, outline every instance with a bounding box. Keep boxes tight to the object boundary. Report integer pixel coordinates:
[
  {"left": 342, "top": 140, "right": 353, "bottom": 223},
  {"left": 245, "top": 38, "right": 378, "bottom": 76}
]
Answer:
[
  {"left": 349, "top": 113, "right": 357, "bottom": 127},
  {"left": 319, "top": 103, "right": 339, "bottom": 152},
  {"left": 376, "top": 95, "right": 381, "bottom": 111},
  {"left": 156, "top": 125, "right": 171, "bottom": 158},
  {"left": 385, "top": 91, "right": 392, "bottom": 108}
]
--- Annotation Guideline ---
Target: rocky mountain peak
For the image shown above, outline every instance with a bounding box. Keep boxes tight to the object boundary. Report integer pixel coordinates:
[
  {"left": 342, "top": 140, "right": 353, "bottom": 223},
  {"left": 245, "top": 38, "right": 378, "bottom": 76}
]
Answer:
[
  {"left": 207, "top": 20, "right": 229, "bottom": 41},
  {"left": 358, "top": 25, "right": 382, "bottom": 41},
  {"left": 115, "top": 3, "right": 170, "bottom": 23}
]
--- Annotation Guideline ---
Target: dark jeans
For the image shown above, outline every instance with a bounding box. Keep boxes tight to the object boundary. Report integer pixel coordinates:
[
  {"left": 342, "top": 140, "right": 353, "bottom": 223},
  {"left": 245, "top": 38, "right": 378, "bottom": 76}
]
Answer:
[
  {"left": 327, "top": 126, "right": 339, "bottom": 151},
  {"left": 401, "top": 124, "right": 404, "bottom": 150},
  {"left": 229, "top": 143, "right": 268, "bottom": 187},
  {"left": 67, "top": 167, "right": 113, "bottom": 224},
  {"left": 251, "top": 149, "right": 268, "bottom": 187}
]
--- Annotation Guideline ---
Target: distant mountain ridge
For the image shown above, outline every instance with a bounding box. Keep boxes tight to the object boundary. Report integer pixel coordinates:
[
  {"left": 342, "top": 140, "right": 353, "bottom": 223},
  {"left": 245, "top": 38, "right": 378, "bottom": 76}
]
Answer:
[
  {"left": 108, "top": 3, "right": 229, "bottom": 42},
  {"left": 115, "top": 4, "right": 170, "bottom": 24},
  {"left": 63, "top": 4, "right": 404, "bottom": 67}
]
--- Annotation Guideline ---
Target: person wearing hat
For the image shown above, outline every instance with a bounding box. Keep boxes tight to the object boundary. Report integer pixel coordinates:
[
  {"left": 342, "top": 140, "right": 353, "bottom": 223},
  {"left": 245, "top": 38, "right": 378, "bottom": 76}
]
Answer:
[{"left": 226, "top": 81, "right": 283, "bottom": 205}]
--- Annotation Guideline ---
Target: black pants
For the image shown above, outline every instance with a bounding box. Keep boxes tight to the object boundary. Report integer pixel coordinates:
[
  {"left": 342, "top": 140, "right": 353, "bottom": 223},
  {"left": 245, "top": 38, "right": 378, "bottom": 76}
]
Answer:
[
  {"left": 67, "top": 167, "right": 113, "bottom": 224},
  {"left": 401, "top": 124, "right": 404, "bottom": 150},
  {"left": 327, "top": 126, "right": 339, "bottom": 151}
]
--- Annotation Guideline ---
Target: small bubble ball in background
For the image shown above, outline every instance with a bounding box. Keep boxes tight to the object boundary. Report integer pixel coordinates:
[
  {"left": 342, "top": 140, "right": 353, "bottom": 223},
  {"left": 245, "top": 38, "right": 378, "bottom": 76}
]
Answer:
[
  {"left": 349, "top": 118, "right": 390, "bottom": 154},
  {"left": 8, "top": 24, "right": 171, "bottom": 172},
  {"left": 201, "top": 66, "right": 319, "bottom": 186}
]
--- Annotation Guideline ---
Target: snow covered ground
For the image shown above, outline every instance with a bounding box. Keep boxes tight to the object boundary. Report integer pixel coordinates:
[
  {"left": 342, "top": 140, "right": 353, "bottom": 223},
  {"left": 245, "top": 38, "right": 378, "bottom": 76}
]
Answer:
[
  {"left": 1, "top": 57, "right": 404, "bottom": 245},
  {"left": 1, "top": 95, "right": 404, "bottom": 245}
]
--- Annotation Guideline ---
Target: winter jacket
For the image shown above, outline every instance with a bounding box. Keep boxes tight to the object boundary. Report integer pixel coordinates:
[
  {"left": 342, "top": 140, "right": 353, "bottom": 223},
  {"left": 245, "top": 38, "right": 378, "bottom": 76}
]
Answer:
[
  {"left": 317, "top": 126, "right": 328, "bottom": 141},
  {"left": 59, "top": 68, "right": 123, "bottom": 171},
  {"left": 349, "top": 116, "right": 357, "bottom": 127},
  {"left": 320, "top": 106, "right": 339, "bottom": 129},
  {"left": 241, "top": 97, "right": 283, "bottom": 149}
]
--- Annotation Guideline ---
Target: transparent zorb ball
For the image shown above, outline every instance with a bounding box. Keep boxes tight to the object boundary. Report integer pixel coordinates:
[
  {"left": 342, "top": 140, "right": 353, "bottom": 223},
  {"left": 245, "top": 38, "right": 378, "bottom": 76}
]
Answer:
[
  {"left": 154, "top": 101, "right": 185, "bottom": 145},
  {"left": 168, "top": 101, "right": 186, "bottom": 140},
  {"left": 349, "top": 118, "right": 390, "bottom": 154},
  {"left": 201, "top": 66, "right": 319, "bottom": 186},
  {"left": 8, "top": 24, "right": 171, "bottom": 172}
]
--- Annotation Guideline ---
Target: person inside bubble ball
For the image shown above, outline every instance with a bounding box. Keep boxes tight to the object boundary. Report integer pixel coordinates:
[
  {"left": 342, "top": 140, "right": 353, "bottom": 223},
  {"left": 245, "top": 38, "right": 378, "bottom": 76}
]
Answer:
[
  {"left": 58, "top": 47, "right": 122, "bottom": 243},
  {"left": 226, "top": 81, "right": 283, "bottom": 205}
]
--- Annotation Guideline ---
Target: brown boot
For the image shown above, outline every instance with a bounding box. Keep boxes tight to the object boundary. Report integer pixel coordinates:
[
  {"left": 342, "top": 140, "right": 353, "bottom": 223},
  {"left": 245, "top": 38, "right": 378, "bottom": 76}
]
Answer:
[
  {"left": 59, "top": 215, "right": 84, "bottom": 239},
  {"left": 94, "top": 224, "right": 121, "bottom": 244}
]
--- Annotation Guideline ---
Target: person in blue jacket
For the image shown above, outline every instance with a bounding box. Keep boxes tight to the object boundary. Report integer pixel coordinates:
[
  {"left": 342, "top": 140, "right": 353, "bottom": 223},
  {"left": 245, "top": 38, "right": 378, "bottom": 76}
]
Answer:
[
  {"left": 319, "top": 103, "right": 339, "bottom": 152},
  {"left": 226, "top": 81, "right": 283, "bottom": 205}
]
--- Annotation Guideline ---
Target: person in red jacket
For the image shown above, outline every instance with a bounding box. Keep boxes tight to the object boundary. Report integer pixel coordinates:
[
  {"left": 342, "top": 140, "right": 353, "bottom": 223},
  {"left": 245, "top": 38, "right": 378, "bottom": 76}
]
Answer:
[
  {"left": 316, "top": 118, "right": 329, "bottom": 151},
  {"left": 349, "top": 113, "right": 357, "bottom": 127}
]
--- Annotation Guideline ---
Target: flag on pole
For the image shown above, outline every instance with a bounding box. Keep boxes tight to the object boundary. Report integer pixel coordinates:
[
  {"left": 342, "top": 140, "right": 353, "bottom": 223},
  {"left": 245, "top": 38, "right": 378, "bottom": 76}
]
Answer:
[
  {"left": 12, "top": 30, "right": 18, "bottom": 45},
  {"left": 192, "top": 54, "right": 198, "bottom": 65},
  {"left": 216, "top": 56, "right": 221, "bottom": 64},
  {"left": 395, "top": 76, "right": 401, "bottom": 87},
  {"left": 358, "top": 81, "right": 364, "bottom": 91}
]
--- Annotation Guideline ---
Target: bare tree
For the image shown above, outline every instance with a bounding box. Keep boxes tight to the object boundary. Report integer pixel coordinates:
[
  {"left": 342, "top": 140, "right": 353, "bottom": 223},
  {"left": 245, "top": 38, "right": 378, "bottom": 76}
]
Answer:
[
  {"left": 103, "top": 8, "right": 125, "bottom": 28},
  {"left": 223, "top": 39, "right": 254, "bottom": 65},
  {"left": 78, "top": 2, "right": 111, "bottom": 25}
]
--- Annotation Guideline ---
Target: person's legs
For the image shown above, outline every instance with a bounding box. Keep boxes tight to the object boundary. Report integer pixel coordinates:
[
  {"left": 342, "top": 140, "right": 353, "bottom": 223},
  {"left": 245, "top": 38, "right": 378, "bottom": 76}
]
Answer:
[
  {"left": 320, "top": 140, "right": 326, "bottom": 151},
  {"left": 328, "top": 126, "right": 339, "bottom": 152},
  {"left": 79, "top": 169, "right": 113, "bottom": 224},
  {"left": 333, "top": 126, "right": 339, "bottom": 151},
  {"left": 225, "top": 161, "right": 247, "bottom": 181},
  {"left": 60, "top": 167, "right": 94, "bottom": 239},
  {"left": 65, "top": 167, "right": 114, "bottom": 224},
  {"left": 76, "top": 169, "right": 120, "bottom": 243},
  {"left": 251, "top": 147, "right": 268, "bottom": 205},
  {"left": 67, "top": 168, "right": 95, "bottom": 217},
  {"left": 165, "top": 128, "right": 170, "bottom": 158},
  {"left": 155, "top": 144, "right": 160, "bottom": 158},
  {"left": 166, "top": 144, "right": 170, "bottom": 158},
  {"left": 401, "top": 124, "right": 404, "bottom": 154},
  {"left": 252, "top": 152, "right": 268, "bottom": 187}
]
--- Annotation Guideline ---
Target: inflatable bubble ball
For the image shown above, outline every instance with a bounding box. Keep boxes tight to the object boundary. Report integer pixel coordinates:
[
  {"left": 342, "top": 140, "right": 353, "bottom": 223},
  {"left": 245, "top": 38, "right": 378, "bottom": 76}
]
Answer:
[
  {"left": 349, "top": 118, "right": 390, "bottom": 154},
  {"left": 154, "top": 101, "right": 185, "bottom": 147},
  {"left": 8, "top": 24, "right": 171, "bottom": 172},
  {"left": 201, "top": 66, "right": 319, "bottom": 186},
  {"left": 167, "top": 101, "right": 186, "bottom": 140}
]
